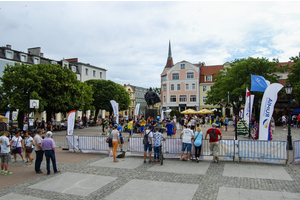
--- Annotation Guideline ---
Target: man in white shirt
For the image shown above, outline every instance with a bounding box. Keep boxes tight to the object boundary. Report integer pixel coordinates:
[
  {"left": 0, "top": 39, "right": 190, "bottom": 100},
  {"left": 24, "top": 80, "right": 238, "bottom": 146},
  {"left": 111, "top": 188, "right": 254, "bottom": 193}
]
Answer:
[
  {"left": 0, "top": 131, "right": 13, "bottom": 175},
  {"left": 34, "top": 129, "right": 44, "bottom": 174},
  {"left": 180, "top": 124, "right": 194, "bottom": 161},
  {"left": 282, "top": 115, "right": 287, "bottom": 130}
]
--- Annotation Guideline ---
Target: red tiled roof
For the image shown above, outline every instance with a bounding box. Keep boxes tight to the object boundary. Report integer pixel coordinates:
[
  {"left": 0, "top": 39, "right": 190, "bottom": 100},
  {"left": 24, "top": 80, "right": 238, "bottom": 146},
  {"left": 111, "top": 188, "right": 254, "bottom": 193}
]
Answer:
[{"left": 165, "top": 58, "right": 174, "bottom": 68}]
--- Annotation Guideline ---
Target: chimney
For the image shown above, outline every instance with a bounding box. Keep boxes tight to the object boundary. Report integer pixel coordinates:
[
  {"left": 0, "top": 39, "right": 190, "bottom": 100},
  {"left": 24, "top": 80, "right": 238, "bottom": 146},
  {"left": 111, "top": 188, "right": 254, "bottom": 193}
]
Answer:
[
  {"left": 124, "top": 84, "right": 126, "bottom": 87},
  {"left": 28, "top": 47, "right": 41, "bottom": 56},
  {"left": 66, "top": 58, "right": 78, "bottom": 63},
  {"left": 6, "top": 44, "right": 11, "bottom": 49}
]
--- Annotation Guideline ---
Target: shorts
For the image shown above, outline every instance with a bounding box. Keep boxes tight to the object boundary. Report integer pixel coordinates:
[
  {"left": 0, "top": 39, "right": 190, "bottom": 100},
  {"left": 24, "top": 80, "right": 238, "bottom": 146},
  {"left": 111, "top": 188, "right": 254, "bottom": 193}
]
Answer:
[
  {"left": 0, "top": 153, "right": 10, "bottom": 163},
  {"left": 144, "top": 144, "right": 152, "bottom": 152},
  {"left": 129, "top": 129, "right": 132, "bottom": 136},
  {"left": 225, "top": 124, "right": 228, "bottom": 127},
  {"left": 209, "top": 142, "right": 219, "bottom": 156},
  {"left": 282, "top": 121, "right": 286, "bottom": 125},
  {"left": 108, "top": 138, "right": 113, "bottom": 148},
  {"left": 140, "top": 126, "right": 145, "bottom": 132},
  {"left": 120, "top": 137, "right": 124, "bottom": 144},
  {"left": 181, "top": 142, "right": 192, "bottom": 152},
  {"left": 13, "top": 147, "right": 22, "bottom": 154},
  {"left": 191, "top": 126, "right": 195, "bottom": 130},
  {"left": 167, "top": 130, "right": 173, "bottom": 136}
]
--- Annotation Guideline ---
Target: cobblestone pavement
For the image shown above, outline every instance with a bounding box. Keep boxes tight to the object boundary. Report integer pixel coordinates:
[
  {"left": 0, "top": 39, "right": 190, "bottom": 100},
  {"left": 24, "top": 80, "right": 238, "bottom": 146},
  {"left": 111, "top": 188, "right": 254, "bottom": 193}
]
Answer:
[{"left": 0, "top": 124, "right": 299, "bottom": 200}]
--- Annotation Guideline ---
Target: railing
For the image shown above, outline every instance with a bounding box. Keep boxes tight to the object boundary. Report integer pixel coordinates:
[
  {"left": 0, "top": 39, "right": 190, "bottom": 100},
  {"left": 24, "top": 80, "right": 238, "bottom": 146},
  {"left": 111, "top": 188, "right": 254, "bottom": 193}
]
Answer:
[
  {"left": 53, "top": 135, "right": 289, "bottom": 164},
  {"left": 238, "top": 140, "right": 288, "bottom": 164},
  {"left": 292, "top": 140, "right": 300, "bottom": 164}
]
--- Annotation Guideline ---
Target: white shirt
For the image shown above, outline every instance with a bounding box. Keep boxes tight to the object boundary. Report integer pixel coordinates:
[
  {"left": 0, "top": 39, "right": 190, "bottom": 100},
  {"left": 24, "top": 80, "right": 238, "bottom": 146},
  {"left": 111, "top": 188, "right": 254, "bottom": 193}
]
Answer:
[
  {"left": 182, "top": 128, "right": 193, "bottom": 144},
  {"left": 11, "top": 136, "right": 22, "bottom": 147},
  {"left": 25, "top": 136, "right": 34, "bottom": 148},
  {"left": 0, "top": 136, "right": 10, "bottom": 153},
  {"left": 282, "top": 116, "right": 286, "bottom": 122},
  {"left": 145, "top": 130, "right": 153, "bottom": 144}
]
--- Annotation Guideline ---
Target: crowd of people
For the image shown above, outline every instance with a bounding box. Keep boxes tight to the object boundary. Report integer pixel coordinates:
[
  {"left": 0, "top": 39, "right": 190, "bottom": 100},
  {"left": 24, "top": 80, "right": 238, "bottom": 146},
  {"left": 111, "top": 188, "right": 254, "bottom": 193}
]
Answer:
[{"left": 0, "top": 129, "right": 60, "bottom": 176}]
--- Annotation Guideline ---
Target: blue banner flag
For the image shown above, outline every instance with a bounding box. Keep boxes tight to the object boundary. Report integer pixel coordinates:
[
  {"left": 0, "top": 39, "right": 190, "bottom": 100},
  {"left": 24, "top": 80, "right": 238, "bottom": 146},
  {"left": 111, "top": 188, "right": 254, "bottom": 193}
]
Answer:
[{"left": 251, "top": 74, "right": 268, "bottom": 92}]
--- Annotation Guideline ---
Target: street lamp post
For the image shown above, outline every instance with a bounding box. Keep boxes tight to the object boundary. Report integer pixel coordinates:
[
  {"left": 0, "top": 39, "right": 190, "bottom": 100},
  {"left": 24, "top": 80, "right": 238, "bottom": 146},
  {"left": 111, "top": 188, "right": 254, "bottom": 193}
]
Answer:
[
  {"left": 234, "top": 95, "right": 243, "bottom": 140},
  {"left": 285, "top": 83, "right": 293, "bottom": 150}
]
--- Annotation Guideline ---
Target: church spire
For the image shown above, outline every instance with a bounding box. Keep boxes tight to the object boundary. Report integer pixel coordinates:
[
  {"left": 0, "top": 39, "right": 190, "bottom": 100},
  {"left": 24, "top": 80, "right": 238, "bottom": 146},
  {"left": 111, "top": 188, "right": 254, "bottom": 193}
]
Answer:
[{"left": 165, "top": 40, "right": 174, "bottom": 68}]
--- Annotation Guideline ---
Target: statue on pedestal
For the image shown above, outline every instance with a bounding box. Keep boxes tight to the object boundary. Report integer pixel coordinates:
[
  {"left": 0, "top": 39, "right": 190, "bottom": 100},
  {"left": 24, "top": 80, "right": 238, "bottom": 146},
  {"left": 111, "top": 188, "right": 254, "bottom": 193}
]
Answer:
[{"left": 144, "top": 87, "right": 160, "bottom": 109}]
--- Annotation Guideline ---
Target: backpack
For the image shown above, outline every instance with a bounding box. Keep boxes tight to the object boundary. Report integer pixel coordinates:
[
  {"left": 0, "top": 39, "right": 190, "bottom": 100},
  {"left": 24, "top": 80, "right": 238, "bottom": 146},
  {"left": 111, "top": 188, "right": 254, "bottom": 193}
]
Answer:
[
  {"left": 143, "top": 131, "right": 151, "bottom": 146},
  {"left": 209, "top": 129, "right": 217, "bottom": 141}
]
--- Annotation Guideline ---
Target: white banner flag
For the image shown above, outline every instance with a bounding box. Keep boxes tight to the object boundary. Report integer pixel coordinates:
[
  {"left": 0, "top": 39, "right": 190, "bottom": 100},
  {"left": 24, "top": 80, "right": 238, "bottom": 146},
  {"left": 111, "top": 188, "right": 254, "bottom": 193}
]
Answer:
[
  {"left": 110, "top": 100, "right": 119, "bottom": 124},
  {"left": 5, "top": 111, "right": 10, "bottom": 127},
  {"left": 243, "top": 88, "right": 255, "bottom": 126},
  {"left": 135, "top": 103, "right": 140, "bottom": 118},
  {"left": 67, "top": 110, "right": 76, "bottom": 135},
  {"left": 259, "top": 83, "right": 283, "bottom": 140},
  {"left": 161, "top": 109, "right": 164, "bottom": 122}
]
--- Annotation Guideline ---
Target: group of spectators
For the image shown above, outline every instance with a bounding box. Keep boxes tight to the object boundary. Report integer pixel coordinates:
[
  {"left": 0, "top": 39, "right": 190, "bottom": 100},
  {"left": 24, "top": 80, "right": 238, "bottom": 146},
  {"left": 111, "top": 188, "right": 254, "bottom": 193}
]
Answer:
[{"left": 0, "top": 129, "right": 60, "bottom": 176}]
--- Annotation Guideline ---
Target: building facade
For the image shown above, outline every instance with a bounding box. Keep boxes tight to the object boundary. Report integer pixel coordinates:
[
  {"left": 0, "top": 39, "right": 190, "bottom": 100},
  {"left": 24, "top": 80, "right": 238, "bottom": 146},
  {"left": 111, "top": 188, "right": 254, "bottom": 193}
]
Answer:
[{"left": 123, "top": 84, "right": 148, "bottom": 117}]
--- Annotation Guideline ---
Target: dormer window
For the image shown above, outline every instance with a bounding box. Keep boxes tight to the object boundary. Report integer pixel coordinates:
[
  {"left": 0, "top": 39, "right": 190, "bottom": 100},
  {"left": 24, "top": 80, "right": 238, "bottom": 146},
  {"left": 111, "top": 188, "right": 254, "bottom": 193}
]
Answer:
[
  {"left": 6, "top": 50, "right": 13, "bottom": 59},
  {"left": 34, "top": 57, "right": 40, "bottom": 64},
  {"left": 20, "top": 54, "right": 27, "bottom": 62},
  {"left": 71, "top": 66, "right": 76, "bottom": 72},
  {"left": 51, "top": 61, "right": 57, "bottom": 65},
  {"left": 181, "top": 64, "right": 185, "bottom": 69}
]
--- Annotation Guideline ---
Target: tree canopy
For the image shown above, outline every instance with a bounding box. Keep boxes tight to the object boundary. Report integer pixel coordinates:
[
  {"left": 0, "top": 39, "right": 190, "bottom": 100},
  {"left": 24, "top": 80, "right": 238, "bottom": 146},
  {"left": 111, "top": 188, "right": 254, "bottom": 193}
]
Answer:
[
  {"left": 0, "top": 63, "right": 94, "bottom": 128},
  {"left": 206, "top": 57, "right": 281, "bottom": 114},
  {"left": 287, "top": 55, "right": 300, "bottom": 107},
  {"left": 85, "top": 79, "right": 130, "bottom": 119}
]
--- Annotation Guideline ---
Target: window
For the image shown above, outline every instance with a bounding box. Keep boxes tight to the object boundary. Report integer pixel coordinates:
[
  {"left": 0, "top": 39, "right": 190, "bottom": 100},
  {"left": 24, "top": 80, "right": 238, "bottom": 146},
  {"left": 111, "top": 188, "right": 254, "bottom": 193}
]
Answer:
[
  {"left": 192, "top": 83, "right": 196, "bottom": 90},
  {"left": 6, "top": 50, "right": 13, "bottom": 59},
  {"left": 71, "top": 66, "right": 76, "bottom": 72},
  {"left": 181, "top": 64, "right": 185, "bottom": 69},
  {"left": 170, "top": 95, "right": 176, "bottom": 102},
  {"left": 206, "top": 75, "right": 212, "bottom": 81},
  {"left": 34, "top": 57, "right": 40, "bottom": 64},
  {"left": 279, "top": 75, "right": 283, "bottom": 79},
  {"left": 51, "top": 61, "right": 57, "bottom": 65},
  {"left": 100, "top": 72, "right": 103, "bottom": 78},
  {"left": 186, "top": 84, "right": 189, "bottom": 90},
  {"left": 179, "top": 95, "right": 187, "bottom": 102},
  {"left": 203, "top": 85, "right": 207, "bottom": 92},
  {"left": 20, "top": 54, "right": 27, "bottom": 62},
  {"left": 177, "top": 84, "right": 181, "bottom": 91},
  {"left": 162, "top": 75, "right": 167, "bottom": 81},
  {"left": 162, "top": 84, "right": 166, "bottom": 91},
  {"left": 163, "top": 96, "right": 166, "bottom": 103},
  {"left": 85, "top": 68, "right": 89, "bottom": 76},
  {"left": 172, "top": 73, "right": 179, "bottom": 80},
  {"left": 171, "top": 84, "right": 174, "bottom": 91},
  {"left": 190, "top": 95, "right": 196, "bottom": 102},
  {"left": 93, "top": 70, "right": 96, "bottom": 77},
  {"left": 203, "top": 96, "right": 207, "bottom": 103},
  {"left": 187, "top": 72, "right": 194, "bottom": 79}
]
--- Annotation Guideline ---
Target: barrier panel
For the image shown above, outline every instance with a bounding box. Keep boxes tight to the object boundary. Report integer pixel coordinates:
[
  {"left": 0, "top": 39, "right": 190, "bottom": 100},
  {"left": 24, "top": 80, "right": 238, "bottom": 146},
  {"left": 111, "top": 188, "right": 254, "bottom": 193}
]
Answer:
[
  {"left": 77, "top": 135, "right": 108, "bottom": 153},
  {"left": 238, "top": 140, "right": 288, "bottom": 164},
  {"left": 129, "top": 137, "right": 144, "bottom": 155},
  {"left": 293, "top": 140, "right": 300, "bottom": 164},
  {"left": 52, "top": 135, "right": 69, "bottom": 149}
]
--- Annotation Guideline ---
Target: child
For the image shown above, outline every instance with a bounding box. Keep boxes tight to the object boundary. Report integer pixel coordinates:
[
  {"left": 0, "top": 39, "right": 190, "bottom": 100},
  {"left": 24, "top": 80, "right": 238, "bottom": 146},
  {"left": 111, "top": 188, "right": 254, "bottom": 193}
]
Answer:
[
  {"left": 165, "top": 120, "right": 174, "bottom": 138},
  {"left": 140, "top": 117, "right": 146, "bottom": 137},
  {"left": 153, "top": 127, "right": 165, "bottom": 163},
  {"left": 127, "top": 120, "right": 133, "bottom": 141}
]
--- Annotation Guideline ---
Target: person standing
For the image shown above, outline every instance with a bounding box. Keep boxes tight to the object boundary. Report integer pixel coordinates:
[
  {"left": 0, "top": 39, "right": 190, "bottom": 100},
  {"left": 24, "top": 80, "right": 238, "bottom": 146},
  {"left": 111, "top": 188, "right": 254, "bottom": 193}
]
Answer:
[
  {"left": 282, "top": 115, "right": 287, "bottom": 130},
  {"left": 179, "top": 124, "right": 194, "bottom": 162},
  {"left": 117, "top": 122, "right": 124, "bottom": 152},
  {"left": 11, "top": 131, "right": 25, "bottom": 162},
  {"left": 0, "top": 131, "right": 13, "bottom": 175},
  {"left": 165, "top": 120, "right": 174, "bottom": 138},
  {"left": 110, "top": 124, "right": 120, "bottom": 162},
  {"left": 34, "top": 129, "right": 44, "bottom": 174},
  {"left": 205, "top": 123, "right": 222, "bottom": 163},
  {"left": 24, "top": 131, "right": 34, "bottom": 165},
  {"left": 224, "top": 116, "right": 229, "bottom": 131},
  {"left": 140, "top": 117, "right": 146, "bottom": 137},
  {"left": 153, "top": 127, "right": 165, "bottom": 163},
  {"left": 143, "top": 125, "right": 153, "bottom": 163},
  {"left": 41, "top": 131, "right": 60, "bottom": 175},
  {"left": 194, "top": 126, "right": 203, "bottom": 163}
]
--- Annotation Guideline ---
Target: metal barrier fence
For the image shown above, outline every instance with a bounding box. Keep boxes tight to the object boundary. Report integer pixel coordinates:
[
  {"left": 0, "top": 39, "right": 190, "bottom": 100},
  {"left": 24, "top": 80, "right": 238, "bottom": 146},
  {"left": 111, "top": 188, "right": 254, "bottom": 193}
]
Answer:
[
  {"left": 293, "top": 140, "right": 300, "bottom": 164},
  {"left": 77, "top": 135, "right": 108, "bottom": 151},
  {"left": 52, "top": 135, "right": 69, "bottom": 149},
  {"left": 238, "top": 140, "right": 288, "bottom": 164}
]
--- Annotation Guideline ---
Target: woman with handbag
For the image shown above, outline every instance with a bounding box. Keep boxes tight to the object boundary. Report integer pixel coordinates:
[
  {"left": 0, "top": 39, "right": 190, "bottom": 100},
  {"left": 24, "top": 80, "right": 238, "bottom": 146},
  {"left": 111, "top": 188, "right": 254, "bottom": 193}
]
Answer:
[
  {"left": 110, "top": 124, "right": 120, "bottom": 162},
  {"left": 194, "top": 126, "right": 203, "bottom": 163},
  {"left": 11, "top": 131, "right": 25, "bottom": 162},
  {"left": 24, "top": 131, "right": 34, "bottom": 165}
]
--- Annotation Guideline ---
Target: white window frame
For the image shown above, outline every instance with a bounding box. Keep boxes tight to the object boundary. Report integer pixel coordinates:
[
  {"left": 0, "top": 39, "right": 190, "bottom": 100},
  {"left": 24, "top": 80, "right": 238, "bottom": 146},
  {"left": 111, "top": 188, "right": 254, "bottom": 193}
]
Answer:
[
  {"left": 177, "top": 84, "right": 181, "bottom": 91},
  {"left": 206, "top": 75, "right": 212, "bottom": 81},
  {"left": 172, "top": 73, "right": 179, "bottom": 80},
  {"left": 187, "top": 72, "right": 194, "bottom": 79},
  {"left": 20, "top": 54, "right": 27, "bottom": 62},
  {"left": 192, "top": 83, "right": 196, "bottom": 90},
  {"left": 181, "top": 64, "right": 185, "bottom": 69},
  {"left": 185, "top": 83, "right": 189, "bottom": 90},
  {"left": 171, "top": 84, "right": 174, "bottom": 91},
  {"left": 71, "top": 66, "right": 76, "bottom": 72},
  {"left": 170, "top": 95, "right": 176, "bottom": 102},
  {"left": 85, "top": 68, "right": 89, "bottom": 76},
  {"left": 190, "top": 95, "right": 196, "bottom": 102},
  {"left": 100, "top": 72, "right": 103, "bottom": 78},
  {"left": 163, "top": 95, "right": 166, "bottom": 103},
  {"left": 203, "top": 85, "right": 207, "bottom": 92},
  {"left": 93, "top": 70, "right": 96, "bottom": 77},
  {"left": 33, "top": 57, "right": 40, "bottom": 64},
  {"left": 162, "top": 84, "right": 166, "bottom": 91},
  {"left": 179, "top": 95, "right": 187, "bottom": 102},
  {"left": 51, "top": 61, "right": 57, "bottom": 65},
  {"left": 5, "top": 50, "right": 13, "bottom": 59},
  {"left": 162, "top": 75, "right": 167, "bottom": 81},
  {"left": 203, "top": 96, "right": 207, "bottom": 103}
]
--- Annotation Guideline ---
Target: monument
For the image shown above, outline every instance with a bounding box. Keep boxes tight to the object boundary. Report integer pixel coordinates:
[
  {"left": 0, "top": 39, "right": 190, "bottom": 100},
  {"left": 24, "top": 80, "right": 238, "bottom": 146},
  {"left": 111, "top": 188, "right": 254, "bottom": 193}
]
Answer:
[{"left": 144, "top": 87, "right": 160, "bottom": 122}]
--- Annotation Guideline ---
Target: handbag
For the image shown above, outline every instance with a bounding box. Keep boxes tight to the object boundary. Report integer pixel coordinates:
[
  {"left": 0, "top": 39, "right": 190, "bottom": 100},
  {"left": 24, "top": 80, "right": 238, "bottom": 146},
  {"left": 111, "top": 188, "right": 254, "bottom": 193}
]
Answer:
[
  {"left": 25, "top": 146, "right": 32, "bottom": 153},
  {"left": 106, "top": 137, "right": 110, "bottom": 143},
  {"left": 11, "top": 137, "right": 20, "bottom": 153}
]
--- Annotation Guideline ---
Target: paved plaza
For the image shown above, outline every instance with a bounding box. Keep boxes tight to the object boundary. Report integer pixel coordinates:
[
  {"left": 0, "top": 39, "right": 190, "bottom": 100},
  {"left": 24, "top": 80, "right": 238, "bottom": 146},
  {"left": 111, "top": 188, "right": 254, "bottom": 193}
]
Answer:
[{"left": 0, "top": 124, "right": 300, "bottom": 199}]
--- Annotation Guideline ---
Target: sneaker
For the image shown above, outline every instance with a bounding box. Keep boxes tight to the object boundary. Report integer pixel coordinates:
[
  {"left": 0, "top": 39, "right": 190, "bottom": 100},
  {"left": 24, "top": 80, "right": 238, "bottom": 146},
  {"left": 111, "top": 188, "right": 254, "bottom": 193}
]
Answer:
[
  {"left": 144, "top": 160, "right": 146, "bottom": 163},
  {"left": 4, "top": 171, "right": 12, "bottom": 175},
  {"left": 1, "top": 171, "right": 5, "bottom": 175},
  {"left": 216, "top": 156, "right": 219, "bottom": 163},
  {"left": 36, "top": 171, "right": 43, "bottom": 174},
  {"left": 148, "top": 160, "right": 152, "bottom": 163}
]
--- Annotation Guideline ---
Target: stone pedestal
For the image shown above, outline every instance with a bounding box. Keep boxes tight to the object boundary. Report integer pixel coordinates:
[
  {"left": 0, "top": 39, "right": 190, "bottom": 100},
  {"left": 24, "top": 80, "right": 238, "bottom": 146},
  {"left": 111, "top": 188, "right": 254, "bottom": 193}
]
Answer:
[{"left": 145, "top": 109, "right": 158, "bottom": 122}]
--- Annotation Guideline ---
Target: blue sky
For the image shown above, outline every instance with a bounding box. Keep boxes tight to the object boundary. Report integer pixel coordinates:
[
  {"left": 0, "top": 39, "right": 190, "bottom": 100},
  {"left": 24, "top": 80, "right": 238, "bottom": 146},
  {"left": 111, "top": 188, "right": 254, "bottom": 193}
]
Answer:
[{"left": 1, "top": 1, "right": 299, "bottom": 88}]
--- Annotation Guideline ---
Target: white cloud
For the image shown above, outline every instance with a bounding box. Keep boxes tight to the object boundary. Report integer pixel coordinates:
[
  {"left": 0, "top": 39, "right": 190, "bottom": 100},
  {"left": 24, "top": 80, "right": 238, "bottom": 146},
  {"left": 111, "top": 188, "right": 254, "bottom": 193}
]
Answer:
[{"left": 1, "top": 1, "right": 300, "bottom": 88}]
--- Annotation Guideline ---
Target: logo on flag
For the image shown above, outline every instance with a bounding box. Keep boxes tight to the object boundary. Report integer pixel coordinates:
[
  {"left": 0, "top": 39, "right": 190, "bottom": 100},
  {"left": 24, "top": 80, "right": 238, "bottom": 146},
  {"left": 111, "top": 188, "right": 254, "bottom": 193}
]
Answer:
[{"left": 251, "top": 74, "right": 268, "bottom": 92}]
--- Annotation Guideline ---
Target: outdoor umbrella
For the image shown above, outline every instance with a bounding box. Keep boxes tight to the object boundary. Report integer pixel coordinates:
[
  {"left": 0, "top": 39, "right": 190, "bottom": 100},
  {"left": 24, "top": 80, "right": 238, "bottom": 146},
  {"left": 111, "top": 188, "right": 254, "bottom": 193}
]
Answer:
[
  {"left": 197, "top": 109, "right": 214, "bottom": 114},
  {"left": 291, "top": 108, "right": 300, "bottom": 114},
  {"left": 180, "top": 109, "right": 198, "bottom": 114}
]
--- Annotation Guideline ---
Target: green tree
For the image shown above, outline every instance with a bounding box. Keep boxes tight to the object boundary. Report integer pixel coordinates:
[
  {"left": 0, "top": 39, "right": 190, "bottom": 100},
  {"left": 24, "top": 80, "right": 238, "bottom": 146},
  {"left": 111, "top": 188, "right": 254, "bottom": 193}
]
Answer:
[
  {"left": 85, "top": 80, "right": 130, "bottom": 120},
  {"left": 287, "top": 55, "right": 300, "bottom": 107},
  {"left": 206, "top": 57, "right": 281, "bottom": 118},
  {"left": 153, "top": 87, "right": 161, "bottom": 96}
]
